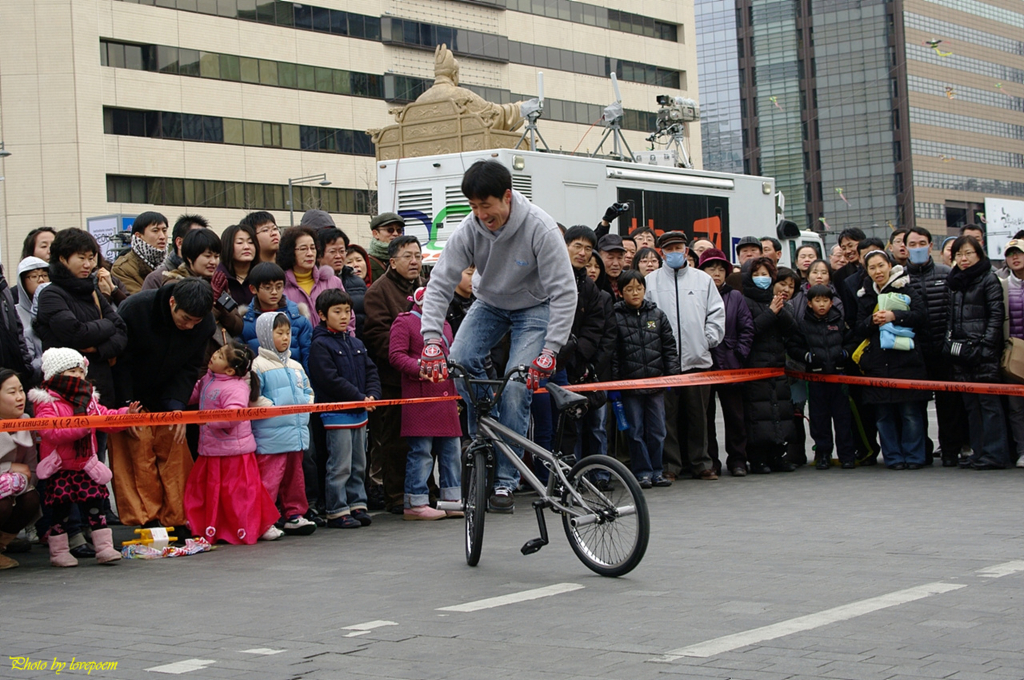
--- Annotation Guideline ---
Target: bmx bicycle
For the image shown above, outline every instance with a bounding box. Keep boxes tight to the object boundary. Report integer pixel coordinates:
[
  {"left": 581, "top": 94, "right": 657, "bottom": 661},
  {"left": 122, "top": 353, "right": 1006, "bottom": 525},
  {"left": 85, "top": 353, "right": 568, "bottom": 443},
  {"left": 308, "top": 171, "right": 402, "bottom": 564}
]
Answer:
[{"left": 437, "top": 363, "right": 650, "bottom": 577}]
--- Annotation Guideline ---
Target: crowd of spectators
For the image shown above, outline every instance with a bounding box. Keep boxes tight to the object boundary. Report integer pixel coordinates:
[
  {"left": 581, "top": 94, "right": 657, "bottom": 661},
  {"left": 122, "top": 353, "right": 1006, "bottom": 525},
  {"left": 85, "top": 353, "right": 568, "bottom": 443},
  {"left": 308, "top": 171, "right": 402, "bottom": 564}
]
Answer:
[{"left": 1, "top": 199, "right": 1023, "bottom": 570}]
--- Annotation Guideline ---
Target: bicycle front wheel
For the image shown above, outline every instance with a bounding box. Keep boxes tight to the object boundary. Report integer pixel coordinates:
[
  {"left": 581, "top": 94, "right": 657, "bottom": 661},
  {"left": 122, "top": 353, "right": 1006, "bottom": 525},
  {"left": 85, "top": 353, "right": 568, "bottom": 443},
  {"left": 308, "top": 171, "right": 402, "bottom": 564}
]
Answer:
[
  {"left": 465, "top": 449, "right": 488, "bottom": 567},
  {"left": 561, "top": 455, "right": 649, "bottom": 577}
]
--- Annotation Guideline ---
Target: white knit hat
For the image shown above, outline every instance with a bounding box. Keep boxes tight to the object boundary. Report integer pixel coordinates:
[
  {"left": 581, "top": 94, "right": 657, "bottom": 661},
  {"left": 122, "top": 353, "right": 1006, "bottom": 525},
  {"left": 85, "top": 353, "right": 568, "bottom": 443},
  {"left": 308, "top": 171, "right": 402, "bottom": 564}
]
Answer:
[{"left": 41, "top": 347, "right": 88, "bottom": 381}]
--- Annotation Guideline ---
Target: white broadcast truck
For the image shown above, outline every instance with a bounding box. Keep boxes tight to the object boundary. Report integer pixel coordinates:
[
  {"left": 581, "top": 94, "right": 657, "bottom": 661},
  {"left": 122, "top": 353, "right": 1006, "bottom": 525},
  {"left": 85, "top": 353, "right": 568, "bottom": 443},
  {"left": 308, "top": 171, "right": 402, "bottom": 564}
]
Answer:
[{"left": 376, "top": 148, "right": 823, "bottom": 267}]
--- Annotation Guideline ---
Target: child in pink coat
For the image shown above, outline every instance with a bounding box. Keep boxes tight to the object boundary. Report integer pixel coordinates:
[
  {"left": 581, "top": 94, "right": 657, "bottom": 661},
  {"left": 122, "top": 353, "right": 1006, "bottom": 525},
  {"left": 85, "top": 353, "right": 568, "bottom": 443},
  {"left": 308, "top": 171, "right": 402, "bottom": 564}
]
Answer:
[
  {"left": 184, "top": 341, "right": 280, "bottom": 545},
  {"left": 389, "top": 288, "right": 462, "bottom": 520},
  {"left": 29, "top": 348, "right": 141, "bottom": 567}
]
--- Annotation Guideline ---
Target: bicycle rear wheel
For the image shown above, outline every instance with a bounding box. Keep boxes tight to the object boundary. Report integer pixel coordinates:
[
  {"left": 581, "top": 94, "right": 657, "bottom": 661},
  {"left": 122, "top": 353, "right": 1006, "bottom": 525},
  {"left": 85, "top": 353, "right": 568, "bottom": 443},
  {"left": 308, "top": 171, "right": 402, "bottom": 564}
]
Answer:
[
  {"left": 561, "top": 455, "right": 649, "bottom": 577},
  {"left": 465, "top": 449, "right": 488, "bottom": 566}
]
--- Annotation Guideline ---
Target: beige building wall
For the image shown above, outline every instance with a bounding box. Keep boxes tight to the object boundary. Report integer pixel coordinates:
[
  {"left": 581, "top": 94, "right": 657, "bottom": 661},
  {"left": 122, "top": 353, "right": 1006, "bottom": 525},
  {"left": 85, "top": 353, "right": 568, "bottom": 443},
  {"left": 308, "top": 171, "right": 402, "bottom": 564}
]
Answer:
[{"left": 0, "top": 0, "right": 697, "bottom": 274}]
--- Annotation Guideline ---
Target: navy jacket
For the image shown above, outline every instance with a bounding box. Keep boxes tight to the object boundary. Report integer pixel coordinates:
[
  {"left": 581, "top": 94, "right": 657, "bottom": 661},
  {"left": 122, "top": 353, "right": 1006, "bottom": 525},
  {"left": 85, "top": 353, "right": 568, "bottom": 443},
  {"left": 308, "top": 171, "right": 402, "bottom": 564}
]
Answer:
[{"left": 308, "top": 324, "right": 381, "bottom": 428}]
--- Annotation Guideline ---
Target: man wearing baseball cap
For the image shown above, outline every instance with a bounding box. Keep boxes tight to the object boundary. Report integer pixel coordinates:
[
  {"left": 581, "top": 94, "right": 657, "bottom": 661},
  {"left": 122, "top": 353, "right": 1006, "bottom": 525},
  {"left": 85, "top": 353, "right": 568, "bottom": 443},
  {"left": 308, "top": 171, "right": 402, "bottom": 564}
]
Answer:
[
  {"left": 645, "top": 231, "right": 726, "bottom": 480},
  {"left": 597, "top": 234, "right": 627, "bottom": 298},
  {"left": 367, "top": 212, "right": 406, "bottom": 281}
]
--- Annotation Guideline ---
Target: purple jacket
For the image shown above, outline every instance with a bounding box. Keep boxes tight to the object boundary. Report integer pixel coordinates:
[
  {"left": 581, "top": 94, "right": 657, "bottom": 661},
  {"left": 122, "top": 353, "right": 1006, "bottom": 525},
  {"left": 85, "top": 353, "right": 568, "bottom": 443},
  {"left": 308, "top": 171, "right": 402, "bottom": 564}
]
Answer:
[
  {"left": 389, "top": 311, "right": 461, "bottom": 438},
  {"left": 710, "top": 285, "right": 754, "bottom": 370},
  {"left": 283, "top": 266, "right": 354, "bottom": 334},
  {"left": 189, "top": 371, "right": 257, "bottom": 457}
]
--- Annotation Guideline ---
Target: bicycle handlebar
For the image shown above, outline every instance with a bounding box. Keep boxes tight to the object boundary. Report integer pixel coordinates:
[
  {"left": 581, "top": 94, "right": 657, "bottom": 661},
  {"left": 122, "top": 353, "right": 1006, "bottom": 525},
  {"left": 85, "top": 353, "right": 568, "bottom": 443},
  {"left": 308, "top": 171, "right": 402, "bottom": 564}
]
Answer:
[{"left": 447, "top": 362, "right": 527, "bottom": 410}]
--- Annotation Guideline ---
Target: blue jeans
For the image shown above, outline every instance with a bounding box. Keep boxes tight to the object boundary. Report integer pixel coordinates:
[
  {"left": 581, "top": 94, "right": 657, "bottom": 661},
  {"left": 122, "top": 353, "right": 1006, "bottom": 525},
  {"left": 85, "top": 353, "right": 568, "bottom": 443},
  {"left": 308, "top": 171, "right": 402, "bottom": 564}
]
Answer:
[
  {"left": 576, "top": 404, "right": 609, "bottom": 458},
  {"left": 405, "top": 436, "right": 462, "bottom": 508},
  {"left": 622, "top": 393, "right": 667, "bottom": 480},
  {"left": 450, "top": 299, "right": 549, "bottom": 490},
  {"left": 324, "top": 426, "right": 368, "bottom": 518},
  {"left": 875, "top": 401, "right": 926, "bottom": 466},
  {"left": 531, "top": 370, "right": 568, "bottom": 484}
]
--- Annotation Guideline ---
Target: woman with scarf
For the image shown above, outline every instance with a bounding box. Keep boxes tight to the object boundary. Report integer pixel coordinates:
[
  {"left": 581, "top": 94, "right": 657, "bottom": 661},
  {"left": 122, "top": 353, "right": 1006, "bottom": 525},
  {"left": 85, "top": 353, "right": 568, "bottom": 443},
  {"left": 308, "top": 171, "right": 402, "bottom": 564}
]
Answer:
[
  {"left": 946, "top": 236, "right": 1009, "bottom": 469},
  {"left": 111, "top": 211, "right": 169, "bottom": 294},
  {"left": 852, "top": 250, "right": 929, "bottom": 469},
  {"left": 29, "top": 348, "right": 140, "bottom": 567}
]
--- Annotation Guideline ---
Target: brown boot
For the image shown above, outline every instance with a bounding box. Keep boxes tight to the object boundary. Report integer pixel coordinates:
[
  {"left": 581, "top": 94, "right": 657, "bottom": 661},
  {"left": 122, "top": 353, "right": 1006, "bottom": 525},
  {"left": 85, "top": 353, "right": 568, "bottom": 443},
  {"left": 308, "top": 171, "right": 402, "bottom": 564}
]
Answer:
[
  {"left": 91, "top": 528, "right": 121, "bottom": 564},
  {"left": 48, "top": 533, "right": 79, "bottom": 568},
  {"left": 0, "top": 531, "right": 18, "bottom": 569}
]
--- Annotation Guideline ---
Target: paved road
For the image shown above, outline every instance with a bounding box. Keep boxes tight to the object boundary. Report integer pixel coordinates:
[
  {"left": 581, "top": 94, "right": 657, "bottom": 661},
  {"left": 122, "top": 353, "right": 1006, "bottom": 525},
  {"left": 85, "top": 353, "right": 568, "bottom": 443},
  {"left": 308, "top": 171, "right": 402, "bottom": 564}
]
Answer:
[{"left": 3, "top": 461, "right": 1023, "bottom": 680}]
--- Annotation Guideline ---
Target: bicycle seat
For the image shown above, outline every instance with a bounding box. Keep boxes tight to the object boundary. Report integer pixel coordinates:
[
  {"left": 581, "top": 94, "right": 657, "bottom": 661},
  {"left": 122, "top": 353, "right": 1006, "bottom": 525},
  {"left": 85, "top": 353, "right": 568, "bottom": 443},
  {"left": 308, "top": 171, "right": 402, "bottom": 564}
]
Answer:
[{"left": 547, "top": 383, "right": 589, "bottom": 413}]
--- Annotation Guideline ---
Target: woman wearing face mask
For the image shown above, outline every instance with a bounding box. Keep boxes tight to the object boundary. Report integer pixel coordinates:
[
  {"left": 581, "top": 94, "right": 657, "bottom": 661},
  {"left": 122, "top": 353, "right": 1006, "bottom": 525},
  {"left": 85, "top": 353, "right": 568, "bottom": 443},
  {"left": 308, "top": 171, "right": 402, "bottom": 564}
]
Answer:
[
  {"left": 852, "top": 250, "right": 929, "bottom": 470},
  {"left": 741, "top": 257, "right": 798, "bottom": 474},
  {"left": 945, "top": 236, "right": 1009, "bottom": 469}
]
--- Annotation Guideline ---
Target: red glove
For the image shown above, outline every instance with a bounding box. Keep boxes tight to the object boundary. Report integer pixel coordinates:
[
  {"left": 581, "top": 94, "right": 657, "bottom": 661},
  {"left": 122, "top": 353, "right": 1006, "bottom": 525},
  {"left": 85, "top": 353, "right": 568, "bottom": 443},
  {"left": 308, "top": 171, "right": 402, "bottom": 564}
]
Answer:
[
  {"left": 526, "top": 348, "right": 557, "bottom": 392},
  {"left": 419, "top": 338, "right": 449, "bottom": 382},
  {"left": 83, "top": 455, "right": 113, "bottom": 485},
  {"left": 35, "top": 454, "right": 62, "bottom": 480},
  {"left": 211, "top": 269, "right": 229, "bottom": 300}
]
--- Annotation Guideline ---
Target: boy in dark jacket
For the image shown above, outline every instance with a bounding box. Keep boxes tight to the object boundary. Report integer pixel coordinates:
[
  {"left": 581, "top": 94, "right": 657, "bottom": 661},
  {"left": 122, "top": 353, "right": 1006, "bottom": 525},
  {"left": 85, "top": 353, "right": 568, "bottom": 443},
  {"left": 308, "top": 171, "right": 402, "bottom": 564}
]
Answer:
[
  {"left": 308, "top": 290, "right": 381, "bottom": 529},
  {"left": 787, "top": 285, "right": 856, "bottom": 469},
  {"left": 611, "top": 271, "right": 681, "bottom": 488}
]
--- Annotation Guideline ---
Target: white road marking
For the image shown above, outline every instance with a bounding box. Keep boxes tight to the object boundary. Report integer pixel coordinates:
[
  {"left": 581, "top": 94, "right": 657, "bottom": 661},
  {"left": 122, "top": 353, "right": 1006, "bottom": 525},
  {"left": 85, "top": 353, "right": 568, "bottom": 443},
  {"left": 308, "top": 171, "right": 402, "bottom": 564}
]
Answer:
[
  {"left": 656, "top": 582, "right": 966, "bottom": 661},
  {"left": 437, "top": 583, "right": 584, "bottom": 612},
  {"left": 976, "top": 560, "right": 1024, "bottom": 578},
  {"left": 145, "top": 659, "right": 217, "bottom": 674},
  {"left": 343, "top": 620, "right": 398, "bottom": 631},
  {"left": 240, "top": 648, "right": 285, "bottom": 655}
]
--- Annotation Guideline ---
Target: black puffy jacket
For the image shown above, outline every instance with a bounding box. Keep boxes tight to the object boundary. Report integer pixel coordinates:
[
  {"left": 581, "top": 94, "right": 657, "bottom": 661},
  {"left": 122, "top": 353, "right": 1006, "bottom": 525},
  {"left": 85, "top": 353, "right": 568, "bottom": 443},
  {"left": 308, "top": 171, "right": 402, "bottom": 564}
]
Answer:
[
  {"left": 907, "top": 259, "right": 951, "bottom": 359},
  {"left": 558, "top": 267, "right": 611, "bottom": 383},
  {"left": 946, "top": 259, "right": 1005, "bottom": 382},
  {"left": 852, "top": 266, "right": 928, "bottom": 403},
  {"left": 742, "top": 275, "right": 796, "bottom": 447},
  {"left": 339, "top": 265, "right": 367, "bottom": 338},
  {"left": 611, "top": 299, "right": 680, "bottom": 394},
  {"left": 35, "top": 261, "right": 128, "bottom": 407},
  {"left": 787, "top": 305, "right": 849, "bottom": 374}
]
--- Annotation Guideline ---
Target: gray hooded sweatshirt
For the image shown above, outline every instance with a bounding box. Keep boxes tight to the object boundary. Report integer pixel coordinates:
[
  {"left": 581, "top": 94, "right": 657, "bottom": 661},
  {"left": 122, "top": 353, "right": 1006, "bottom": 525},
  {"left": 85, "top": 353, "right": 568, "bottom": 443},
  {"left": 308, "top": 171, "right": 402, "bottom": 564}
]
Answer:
[
  {"left": 420, "top": 189, "right": 576, "bottom": 352},
  {"left": 16, "top": 256, "right": 48, "bottom": 371}
]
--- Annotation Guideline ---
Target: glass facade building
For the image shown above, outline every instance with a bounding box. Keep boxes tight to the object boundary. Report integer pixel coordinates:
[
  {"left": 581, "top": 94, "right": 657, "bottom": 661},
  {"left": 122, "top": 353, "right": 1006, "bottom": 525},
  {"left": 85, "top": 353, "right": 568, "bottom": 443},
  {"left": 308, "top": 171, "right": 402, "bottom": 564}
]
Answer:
[{"left": 695, "top": 0, "right": 744, "bottom": 174}]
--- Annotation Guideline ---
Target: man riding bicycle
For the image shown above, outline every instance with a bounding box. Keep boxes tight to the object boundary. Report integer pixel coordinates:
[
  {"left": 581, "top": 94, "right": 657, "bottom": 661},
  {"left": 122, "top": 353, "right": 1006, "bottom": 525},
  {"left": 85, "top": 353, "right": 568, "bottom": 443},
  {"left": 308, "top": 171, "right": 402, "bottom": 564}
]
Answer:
[{"left": 418, "top": 160, "right": 577, "bottom": 514}]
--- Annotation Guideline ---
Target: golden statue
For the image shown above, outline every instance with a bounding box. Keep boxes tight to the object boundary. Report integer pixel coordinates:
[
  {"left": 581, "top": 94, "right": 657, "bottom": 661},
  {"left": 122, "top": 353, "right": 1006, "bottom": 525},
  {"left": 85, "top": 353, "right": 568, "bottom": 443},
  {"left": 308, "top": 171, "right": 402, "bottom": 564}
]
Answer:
[
  {"left": 410, "top": 45, "right": 523, "bottom": 131},
  {"left": 368, "top": 44, "right": 526, "bottom": 160}
]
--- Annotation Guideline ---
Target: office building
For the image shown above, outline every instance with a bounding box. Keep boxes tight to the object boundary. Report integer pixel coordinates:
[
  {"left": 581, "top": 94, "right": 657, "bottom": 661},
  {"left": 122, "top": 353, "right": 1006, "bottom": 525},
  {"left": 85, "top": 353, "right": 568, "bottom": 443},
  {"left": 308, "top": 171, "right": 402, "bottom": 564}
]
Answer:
[{"left": 0, "top": 0, "right": 696, "bottom": 273}]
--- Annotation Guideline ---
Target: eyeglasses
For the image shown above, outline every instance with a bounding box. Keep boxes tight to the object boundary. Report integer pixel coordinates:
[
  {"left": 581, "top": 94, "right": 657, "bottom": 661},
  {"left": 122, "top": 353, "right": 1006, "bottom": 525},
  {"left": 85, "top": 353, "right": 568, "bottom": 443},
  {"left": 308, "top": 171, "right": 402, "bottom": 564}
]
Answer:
[
  {"left": 256, "top": 225, "right": 280, "bottom": 235},
  {"left": 295, "top": 245, "right": 318, "bottom": 254},
  {"left": 24, "top": 271, "right": 49, "bottom": 283},
  {"left": 258, "top": 283, "right": 285, "bottom": 293},
  {"left": 376, "top": 225, "right": 404, "bottom": 235},
  {"left": 394, "top": 252, "right": 423, "bottom": 261}
]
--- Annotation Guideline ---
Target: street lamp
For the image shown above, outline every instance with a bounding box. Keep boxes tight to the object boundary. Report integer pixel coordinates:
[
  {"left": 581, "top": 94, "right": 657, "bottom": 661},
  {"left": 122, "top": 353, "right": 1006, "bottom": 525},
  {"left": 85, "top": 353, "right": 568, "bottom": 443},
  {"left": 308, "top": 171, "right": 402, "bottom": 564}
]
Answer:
[
  {"left": 288, "top": 173, "right": 331, "bottom": 227},
  {"left": 0, "top": 142, "right": 10, "bottom": 158}
]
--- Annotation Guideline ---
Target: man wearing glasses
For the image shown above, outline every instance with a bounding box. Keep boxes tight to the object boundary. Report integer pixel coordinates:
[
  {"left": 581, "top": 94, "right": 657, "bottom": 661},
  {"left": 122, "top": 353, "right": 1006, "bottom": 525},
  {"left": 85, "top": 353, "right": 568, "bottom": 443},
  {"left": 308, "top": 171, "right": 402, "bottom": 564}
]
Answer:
[
  {"left": 242, "top": 211, "right": 281, "bottom": 264},
  {"left": 367, "top": 213, "right": 406, "bottom": 282},
  {"left": 363, "top": 235, "right": 424, "bottom": 513}
]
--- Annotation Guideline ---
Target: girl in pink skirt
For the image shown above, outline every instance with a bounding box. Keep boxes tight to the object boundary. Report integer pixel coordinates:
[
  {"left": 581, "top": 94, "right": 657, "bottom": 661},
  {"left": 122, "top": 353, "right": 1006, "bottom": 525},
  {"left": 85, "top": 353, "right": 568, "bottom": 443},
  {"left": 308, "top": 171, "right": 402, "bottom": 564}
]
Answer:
[{"left": 184, "top": 342, "right": 280, "bottom": 544}]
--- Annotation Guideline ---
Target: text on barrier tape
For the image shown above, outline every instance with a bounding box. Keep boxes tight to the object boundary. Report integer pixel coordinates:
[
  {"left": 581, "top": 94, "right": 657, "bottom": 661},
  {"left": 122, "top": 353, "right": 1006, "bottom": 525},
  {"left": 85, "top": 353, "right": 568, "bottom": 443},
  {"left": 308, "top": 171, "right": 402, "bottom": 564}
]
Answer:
[
  {"left": 0, "top": 368, "right": 783, "bottom": 432},
  {"left": 786, "top": 370, "right": 1024, "bottom": 397}
]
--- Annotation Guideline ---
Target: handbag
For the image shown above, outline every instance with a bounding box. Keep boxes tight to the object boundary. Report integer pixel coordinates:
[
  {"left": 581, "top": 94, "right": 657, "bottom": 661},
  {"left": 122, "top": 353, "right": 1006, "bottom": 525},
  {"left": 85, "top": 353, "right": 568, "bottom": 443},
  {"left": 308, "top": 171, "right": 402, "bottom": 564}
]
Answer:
[{"left": 1001, "top": 337, "right": 1024, "bottom": 384}]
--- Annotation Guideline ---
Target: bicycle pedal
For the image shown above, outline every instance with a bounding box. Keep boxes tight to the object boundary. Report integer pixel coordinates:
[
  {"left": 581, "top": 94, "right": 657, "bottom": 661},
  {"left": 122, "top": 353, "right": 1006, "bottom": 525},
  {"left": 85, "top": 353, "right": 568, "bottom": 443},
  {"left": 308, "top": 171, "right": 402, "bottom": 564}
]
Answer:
[{"left": 521, "top": 538, "right": 547, "bottom": 555}]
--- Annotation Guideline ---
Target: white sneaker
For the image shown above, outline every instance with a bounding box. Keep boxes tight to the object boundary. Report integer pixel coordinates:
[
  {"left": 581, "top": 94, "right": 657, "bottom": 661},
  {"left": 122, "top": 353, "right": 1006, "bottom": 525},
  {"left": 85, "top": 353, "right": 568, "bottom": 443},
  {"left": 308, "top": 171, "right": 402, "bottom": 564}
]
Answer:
[
  {"left": 259, "top": 526, "right": 284, "bottom": 541},
  {"left": 282, "top": 515, "right": 317, "bottom": 535},
  {"left": 1016, "top": 455, "right": 1024, "bottom": 469}
]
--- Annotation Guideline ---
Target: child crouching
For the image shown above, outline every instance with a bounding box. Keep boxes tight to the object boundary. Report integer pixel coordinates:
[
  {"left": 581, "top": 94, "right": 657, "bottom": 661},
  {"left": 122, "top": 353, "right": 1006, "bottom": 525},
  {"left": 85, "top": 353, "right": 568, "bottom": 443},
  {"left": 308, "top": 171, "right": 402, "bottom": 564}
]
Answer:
[
  {"left": 184, "top": 342, "right": 281, "bottom": 544},
  {"left": 30, "top": 348, "right": 142, "bottom": 567},
  {"left": 251, "top": 312, "right": 316, "bottom": 535}
]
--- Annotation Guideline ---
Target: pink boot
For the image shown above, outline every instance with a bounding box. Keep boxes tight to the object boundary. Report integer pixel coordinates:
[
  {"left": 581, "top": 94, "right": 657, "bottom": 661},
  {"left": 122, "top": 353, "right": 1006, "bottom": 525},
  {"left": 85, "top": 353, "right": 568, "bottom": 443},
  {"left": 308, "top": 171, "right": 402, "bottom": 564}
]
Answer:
[
  {"left": 48, "top": 533, "right": 79, "bottom": 568},
  {"left": 92, "top": 528, "right": 121, "bottom": 564}
]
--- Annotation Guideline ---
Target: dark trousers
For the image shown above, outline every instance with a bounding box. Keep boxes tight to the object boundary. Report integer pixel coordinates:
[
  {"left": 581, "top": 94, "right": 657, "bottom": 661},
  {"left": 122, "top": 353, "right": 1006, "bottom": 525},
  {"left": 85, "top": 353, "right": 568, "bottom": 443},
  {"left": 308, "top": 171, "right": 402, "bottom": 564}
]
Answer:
[
  {"left": 663, "top": 380, "right": 713, "bottom": 476},
  {"left": 706, "top": 384, "right": 747, "bottom": 473},
  {"left": 925, "top": 360, "right": 966, "bottom": 462},
  {"left": 0, "top": 490, "right": 40, "bottom": 536},
  {"left": 848, "top": 384, "right": 879, "bottom": 462},
  {"left": 368, "top": 384, "right": 408, "bottom": 510},
  {"left": 963, "top": 393, "right": 1010, "bottom": 468},
  {"left": 306, "top": 415, "right": 327, "bottom": 511},
  {"left": 808, "top": 382, "right": 856, "bottom": 464}
]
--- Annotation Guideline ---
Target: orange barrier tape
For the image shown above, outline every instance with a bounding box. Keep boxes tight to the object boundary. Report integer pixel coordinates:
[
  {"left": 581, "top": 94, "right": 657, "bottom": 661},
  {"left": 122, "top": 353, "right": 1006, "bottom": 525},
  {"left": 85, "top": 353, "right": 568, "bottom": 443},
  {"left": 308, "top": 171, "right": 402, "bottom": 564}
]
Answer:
[
  {"left": 0, "top": 368, "right": 784, "bottom": 432},
  {"left": 787, "top": 370, "right": 1024, "bottom": 397}
]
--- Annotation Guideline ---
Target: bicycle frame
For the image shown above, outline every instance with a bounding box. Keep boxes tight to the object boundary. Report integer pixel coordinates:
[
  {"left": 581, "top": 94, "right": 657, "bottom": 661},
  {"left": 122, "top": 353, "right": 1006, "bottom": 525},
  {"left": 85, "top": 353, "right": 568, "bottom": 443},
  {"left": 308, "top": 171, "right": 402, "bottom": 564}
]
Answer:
[{"left": 448, "top": 364, "right": 636, "bottom": 526}]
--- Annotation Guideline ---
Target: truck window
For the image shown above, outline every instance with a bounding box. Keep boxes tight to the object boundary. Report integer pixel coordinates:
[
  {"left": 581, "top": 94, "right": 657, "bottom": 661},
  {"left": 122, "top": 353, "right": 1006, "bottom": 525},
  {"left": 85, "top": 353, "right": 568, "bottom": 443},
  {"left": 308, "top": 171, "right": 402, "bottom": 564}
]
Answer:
[{"left": 617, "top": 188, "right": 729, "bottom": 250}]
